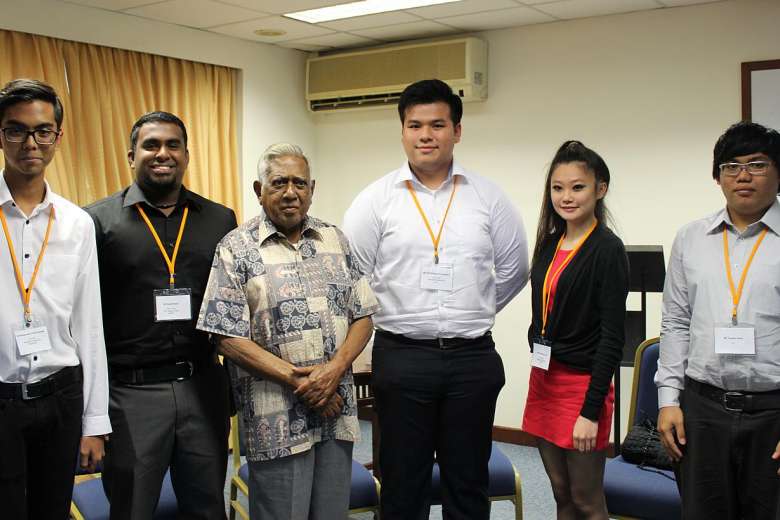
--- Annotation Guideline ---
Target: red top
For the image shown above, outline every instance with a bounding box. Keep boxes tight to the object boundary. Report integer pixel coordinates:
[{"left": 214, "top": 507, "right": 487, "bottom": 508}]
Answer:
[{"left": 546, "top": 249, "right": 571, "bottom": 313}]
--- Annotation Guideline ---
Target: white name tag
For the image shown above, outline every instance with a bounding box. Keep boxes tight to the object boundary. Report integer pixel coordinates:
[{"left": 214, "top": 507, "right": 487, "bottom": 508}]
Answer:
[
  {"left": 531, "top": 342, "right": 552, "bottom": 370},
  {"left": 15, "top": 325, "right": 53, "bottom": 356},
  {"left": 714, "top": 326, "right": 755, "bottom": 355},
  {"left": 421, "top": 263, "right": 454, "bottom": 291},
  {"left": 154, "top": 288, "right": 193, "bottom": 322}
]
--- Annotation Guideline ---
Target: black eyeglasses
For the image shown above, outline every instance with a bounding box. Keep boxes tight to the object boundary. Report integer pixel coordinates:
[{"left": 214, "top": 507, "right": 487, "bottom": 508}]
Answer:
[{"left": 1, "top": 127, "right": 60, "bottom": 145}]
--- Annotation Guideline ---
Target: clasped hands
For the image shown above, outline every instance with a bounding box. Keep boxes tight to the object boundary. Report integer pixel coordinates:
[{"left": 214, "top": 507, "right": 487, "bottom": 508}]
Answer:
[{"left": 291, "top": 361, "right": 345, "bottom": 419}]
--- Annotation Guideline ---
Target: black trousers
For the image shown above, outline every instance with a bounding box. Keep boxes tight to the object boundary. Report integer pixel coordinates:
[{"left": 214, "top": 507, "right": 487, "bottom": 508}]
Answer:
[
  {"left": 0, "top": 368, "right": 83, "bottom": 520},
  {"left": 676, "top": 384, "right": 780, "bottom": 520},
  {"left": 372, "top": 332, "right": 505, "bottom": 520}
]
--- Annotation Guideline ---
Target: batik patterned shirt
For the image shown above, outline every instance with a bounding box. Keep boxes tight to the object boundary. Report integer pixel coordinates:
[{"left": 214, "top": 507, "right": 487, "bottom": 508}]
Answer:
[{"left": 197, "top": 212, "right": 378, "bottom": 461}]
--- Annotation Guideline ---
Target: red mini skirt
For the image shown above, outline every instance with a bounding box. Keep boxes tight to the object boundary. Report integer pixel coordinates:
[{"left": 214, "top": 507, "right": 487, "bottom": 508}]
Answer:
[{"left": 522, "top": 358, "right": 614, "bottom": 450}]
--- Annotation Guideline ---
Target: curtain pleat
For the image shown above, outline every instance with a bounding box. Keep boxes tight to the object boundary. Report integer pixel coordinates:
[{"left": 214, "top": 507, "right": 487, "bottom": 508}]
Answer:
[{"left": 0, "top": 29, "right": 239, "bottom": 216}]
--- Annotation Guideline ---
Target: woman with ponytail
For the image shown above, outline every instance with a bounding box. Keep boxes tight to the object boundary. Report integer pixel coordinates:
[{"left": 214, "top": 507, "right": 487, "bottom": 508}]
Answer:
[{"left": 523, "top": 141, "right": 628, "bottom": 519}]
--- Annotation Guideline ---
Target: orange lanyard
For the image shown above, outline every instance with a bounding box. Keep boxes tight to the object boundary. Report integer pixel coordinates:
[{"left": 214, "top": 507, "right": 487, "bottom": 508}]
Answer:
[
  {"left": 723, "top": 227, "right": 767, "bottom": 325},
  {"left": 405, "top": 176, "right": 458, "bottom": 264},
  {"left": 540, "top": 220, "right": 598, "bottom": 336},
  {"left": 0, "top": 205, "right": 55, "bottom": 323},
  {"left": 136, "top": 204, "right": 189, "bottom": 288}
]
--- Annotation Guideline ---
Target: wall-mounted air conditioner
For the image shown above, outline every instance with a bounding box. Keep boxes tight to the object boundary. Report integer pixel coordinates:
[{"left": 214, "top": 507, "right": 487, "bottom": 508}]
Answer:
[{"left": 305, "top": 37, "right": 487, "bottom": 113}]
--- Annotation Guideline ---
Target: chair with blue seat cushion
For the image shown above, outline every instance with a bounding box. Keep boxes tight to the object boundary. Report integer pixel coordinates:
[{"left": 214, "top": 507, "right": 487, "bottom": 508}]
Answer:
[
  {"left": 603, "top": 337, "right": 681, "bottom": 520},
  {"left": 228, "top": 414, "right": 381, "bottom": 520},
  {"left": 70, "top": 468, "right": 178, "bottom": 520},
  {"left": 430, "top": 442, "right": 523, "bottom": 520}
]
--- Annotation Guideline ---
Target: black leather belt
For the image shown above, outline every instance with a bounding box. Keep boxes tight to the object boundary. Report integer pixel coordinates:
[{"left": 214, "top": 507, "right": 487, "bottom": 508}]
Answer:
[
  {"left": 686, "top": 377, "right": 780, "bottom": 412},
  {"left": 375, "top": 329, "right": 491, "bottom": 350},
  {"left": 0, "top": 365, "right": 82, "bottom": 401},
  {"left": 112, "top": 360, "right": 198, "bottom": 385}
]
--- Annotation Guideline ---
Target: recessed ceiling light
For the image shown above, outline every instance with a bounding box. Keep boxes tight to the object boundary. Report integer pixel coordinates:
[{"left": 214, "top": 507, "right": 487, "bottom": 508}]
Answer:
[
  {"left": 285, "top": 0, "right": 461, "bottom": 24},
  {"left": 254, "top": 29, "right": 287, "bottom": 37}
]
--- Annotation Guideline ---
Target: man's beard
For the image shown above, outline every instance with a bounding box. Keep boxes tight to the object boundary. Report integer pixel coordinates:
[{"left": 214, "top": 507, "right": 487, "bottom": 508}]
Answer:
[{"left": 138, "top": 172, "right": 179, "bottom": 203}]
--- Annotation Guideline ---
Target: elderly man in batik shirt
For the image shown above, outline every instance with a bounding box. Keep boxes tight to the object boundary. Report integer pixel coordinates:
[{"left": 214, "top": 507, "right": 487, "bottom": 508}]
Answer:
[{"left": 197, "top": 143, "right": 378, "bottom": 520}]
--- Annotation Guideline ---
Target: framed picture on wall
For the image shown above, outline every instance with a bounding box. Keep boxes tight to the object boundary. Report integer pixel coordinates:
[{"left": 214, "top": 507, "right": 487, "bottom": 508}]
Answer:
[{"left": 742, "top": 59, "right": 780, "bottom": 130}]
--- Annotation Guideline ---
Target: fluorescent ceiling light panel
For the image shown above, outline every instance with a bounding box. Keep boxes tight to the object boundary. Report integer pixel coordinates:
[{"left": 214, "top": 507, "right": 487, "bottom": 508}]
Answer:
[{"left": 285, "top": 0, "right": 461, "bottom": 23}]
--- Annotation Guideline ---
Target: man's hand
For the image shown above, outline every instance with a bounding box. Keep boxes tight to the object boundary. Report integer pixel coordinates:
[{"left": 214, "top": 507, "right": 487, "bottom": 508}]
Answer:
[
  {"left": 771, "top": 439, "right": 780, "bottom": 476},
  {"left": 290, "top": 365, "right": 314, "bottom": 391},
  {"left": 572, "top": 415, "right": 599, "bottom": 452},
  {"left": 318, "top": 393, "right": 344, "bottom": 419},
  {"left": 293, "top": 362, "right": 345, "bottom": 409},
  {"left": 658, "top": 406, "right": 686, "bottom": 461},
  {"left": 79, "top": 435, "right": 106, "bottom": 473}
]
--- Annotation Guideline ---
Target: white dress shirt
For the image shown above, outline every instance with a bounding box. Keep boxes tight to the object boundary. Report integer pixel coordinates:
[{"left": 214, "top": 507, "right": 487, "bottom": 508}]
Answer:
[
  {"left": 656, "top": 200, "right": 780, "bottom": 407},
  {"left": 0, "top": 172, "right": 111, "bottom": 436},
  {"left": 343, "top": 161, "right": 529, "bottom": 339}
]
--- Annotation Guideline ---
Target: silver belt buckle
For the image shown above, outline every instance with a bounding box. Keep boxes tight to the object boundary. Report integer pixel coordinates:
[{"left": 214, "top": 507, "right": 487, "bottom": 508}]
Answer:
[
  {"left": 20, "top": 383, "right": 32, "bottom": 400},
  {"left": 723, "top": 391, "right": 745, "bottom": 412}
]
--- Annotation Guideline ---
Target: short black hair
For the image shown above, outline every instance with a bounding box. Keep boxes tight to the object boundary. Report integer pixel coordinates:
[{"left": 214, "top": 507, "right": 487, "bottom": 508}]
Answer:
[
  {"left": 129, "top": 111, "right": 188, "bottom": 153},
  {"left": 397, "top": 79, "right": 463, "bottom": 125},
  {"left": 713, "top": 121, "right": 780, "bottom": 190},
  {"left": 0, "top": 78, "right": 64, "bottom": 128}
]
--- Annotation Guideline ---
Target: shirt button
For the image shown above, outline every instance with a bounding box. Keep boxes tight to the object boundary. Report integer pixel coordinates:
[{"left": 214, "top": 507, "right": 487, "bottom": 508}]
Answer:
[
  {"left": 33, "top": 356, "right": 38, "bottom": 361},
  {"left": 25, "top": 220, "right": 30, "bottom": 225},
  {"left": 24, "top": 253, "right": 30, "bottom": 259}
]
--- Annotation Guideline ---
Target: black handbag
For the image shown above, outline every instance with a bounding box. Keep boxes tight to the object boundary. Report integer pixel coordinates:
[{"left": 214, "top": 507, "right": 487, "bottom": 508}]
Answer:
[{"left": 621, "top": 418, "right": 673, "bottom": 471}]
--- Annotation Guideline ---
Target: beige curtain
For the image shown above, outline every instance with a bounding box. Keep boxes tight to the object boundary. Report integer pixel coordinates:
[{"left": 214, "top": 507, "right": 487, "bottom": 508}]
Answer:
[
  {"left": 0, "top": 29, "right": 239, "bottom": 214},
  {"left": 0, "top": 30, "right": 76, "bottom": 198}
]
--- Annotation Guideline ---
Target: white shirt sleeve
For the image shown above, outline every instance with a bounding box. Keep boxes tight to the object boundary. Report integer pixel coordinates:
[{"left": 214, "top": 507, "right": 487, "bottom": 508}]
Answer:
[
  {"left": 342, "top": 187, "right": 380, "bottom": 279},
  {"left": 72, "top": 221, "right": 111, "bottom": 436},
  {"left": 655, "top": 230, "right": 690, "bottom": 408},
  {"left": 491, "top": 192, "right": 529, "bottom": 312}
]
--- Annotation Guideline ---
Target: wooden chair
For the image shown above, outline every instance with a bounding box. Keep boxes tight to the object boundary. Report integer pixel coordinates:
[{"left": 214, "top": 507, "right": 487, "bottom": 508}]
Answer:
[{"left": 70, "top": 466, "right": 177, "bottom": 520}]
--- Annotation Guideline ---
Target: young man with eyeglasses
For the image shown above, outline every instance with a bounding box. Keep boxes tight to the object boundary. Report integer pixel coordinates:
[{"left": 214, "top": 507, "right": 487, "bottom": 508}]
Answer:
[
  {"left": 656, "top": 121, "right": 780, "bottom": 520},
  {"left": 0, "top": 78, "right": 110, "bottom": 519}
]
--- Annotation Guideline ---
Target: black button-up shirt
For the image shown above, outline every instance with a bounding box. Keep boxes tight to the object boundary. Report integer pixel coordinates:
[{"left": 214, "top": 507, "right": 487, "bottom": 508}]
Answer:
[{"left": 85, "top": 183, "right": 237, "bottom": 370}]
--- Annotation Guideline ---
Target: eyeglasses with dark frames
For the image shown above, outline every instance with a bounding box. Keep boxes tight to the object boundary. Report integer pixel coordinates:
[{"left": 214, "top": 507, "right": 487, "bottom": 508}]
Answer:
[{"left": 1, "top": 127, "right": 61, "bottom": 145}]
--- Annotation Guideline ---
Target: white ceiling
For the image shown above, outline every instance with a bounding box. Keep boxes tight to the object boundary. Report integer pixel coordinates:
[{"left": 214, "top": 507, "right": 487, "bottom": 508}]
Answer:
[{"left": 60, "top": 0, "right": 724, "bottom": 52}]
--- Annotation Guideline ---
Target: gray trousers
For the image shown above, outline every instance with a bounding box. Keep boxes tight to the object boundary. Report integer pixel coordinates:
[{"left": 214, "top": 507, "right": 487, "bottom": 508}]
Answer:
[
  {"left": 103, "top": 361, "right": 230, "bottom": 520},
  {"left": 248, "top": 439, "right": 353, "bottom": 520}
]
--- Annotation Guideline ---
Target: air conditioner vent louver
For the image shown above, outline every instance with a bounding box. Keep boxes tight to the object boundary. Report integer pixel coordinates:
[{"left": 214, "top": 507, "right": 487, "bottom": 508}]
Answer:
[{"left": 306, "top": 37, "right": 487, "bottom": 113}]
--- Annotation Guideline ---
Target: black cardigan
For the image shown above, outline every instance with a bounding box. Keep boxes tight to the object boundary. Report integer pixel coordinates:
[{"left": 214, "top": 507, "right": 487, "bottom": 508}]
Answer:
[{"left": 527, "top": 225, "right": 629, "bottom": 421}]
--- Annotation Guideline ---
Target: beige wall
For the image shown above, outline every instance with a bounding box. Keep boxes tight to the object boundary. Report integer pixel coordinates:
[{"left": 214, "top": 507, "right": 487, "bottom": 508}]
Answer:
[
  {"left": 0, "top": 0, "right": 315, "bottom": 219},
  {"left": 311, "top": 0, "right": 780, "bottom": 433}
]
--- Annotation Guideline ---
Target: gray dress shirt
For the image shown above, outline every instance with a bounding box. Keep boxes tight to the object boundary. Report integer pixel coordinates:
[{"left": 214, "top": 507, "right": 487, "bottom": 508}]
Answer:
[{"left": 656, "top": 199, "right": 780, "bottom": 407}]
